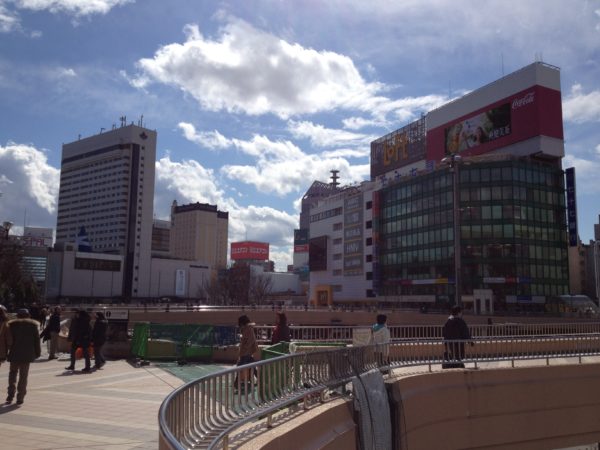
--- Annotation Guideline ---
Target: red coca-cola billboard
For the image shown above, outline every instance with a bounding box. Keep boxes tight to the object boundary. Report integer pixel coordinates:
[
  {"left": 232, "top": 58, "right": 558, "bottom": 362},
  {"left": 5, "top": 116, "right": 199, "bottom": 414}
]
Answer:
[
  {"left": 231, "top": 241, "right": 270, "bottom": 261},
  {"left": 427, "top": 84, "right": 563, "bottom": 161}
]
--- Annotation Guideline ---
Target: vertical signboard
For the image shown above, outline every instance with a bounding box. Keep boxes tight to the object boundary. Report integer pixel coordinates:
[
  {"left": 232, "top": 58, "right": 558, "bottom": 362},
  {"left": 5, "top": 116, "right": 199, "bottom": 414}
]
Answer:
[
  {"left": 344, "top": 192, "right": 363, "bottom": 276},
  {"left": 175, "top": 269, "right": 186, "bottom": 296},
  {"left": 565, "top": 167, "right": 578, "bottom": 247},
  {"left": 371, "top": 190, "right": 380, "bottom": 293}
]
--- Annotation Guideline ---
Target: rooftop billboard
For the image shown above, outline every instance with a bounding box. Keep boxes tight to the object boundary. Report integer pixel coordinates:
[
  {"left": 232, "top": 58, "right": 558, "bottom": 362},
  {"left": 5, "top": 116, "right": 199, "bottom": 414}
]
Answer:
[
  {"left": 427, "top": 85, "right": 563, "bottom": 161},
  {"left": 230, "top": 241, "right": 269, "bottom": 261},
  {"left": 370, "top": 117, "right": 427, "bottom": 179}
]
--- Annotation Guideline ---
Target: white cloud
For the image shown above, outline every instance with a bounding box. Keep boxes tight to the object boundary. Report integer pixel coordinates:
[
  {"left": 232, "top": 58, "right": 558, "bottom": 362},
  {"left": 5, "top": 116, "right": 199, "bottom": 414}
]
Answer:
[
  {"left": 177, "top": 123, "right": 230, "bottom": 150},
  {"left": 129, "top": 18, "right": 385, "bottom": 119},
  {"left": 563, "top": 151, "right": 600, "bottom": 194},
  {"left": 14, "top": 0, "right": 132, "bottom": 16},
  {"left": 286, "top": 120, "right": 373, "bottom": 149},
  {"left": 178, "top": 124, "right": 369, "bottom": 196},
  {"left": 153, "top": 154, "right": 297, "bottom": 268},
  {"left": 563, "top": 84, "right": 600, "bottom": 124},
  {"left": 0, "top": 4, "right": 20, "bottom": 33},
  {"left": 0, "top": 0, "right": 130, "bottom": 32},
  {"left": 0, "top": 142, "right": 60, "bottom": 228}
]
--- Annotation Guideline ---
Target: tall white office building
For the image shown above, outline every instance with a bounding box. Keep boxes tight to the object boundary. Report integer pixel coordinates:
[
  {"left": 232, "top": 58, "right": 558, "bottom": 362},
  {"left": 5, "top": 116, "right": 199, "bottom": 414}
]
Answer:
[{"left": 55, "top": 123, "right": 156, "bottom": 298}]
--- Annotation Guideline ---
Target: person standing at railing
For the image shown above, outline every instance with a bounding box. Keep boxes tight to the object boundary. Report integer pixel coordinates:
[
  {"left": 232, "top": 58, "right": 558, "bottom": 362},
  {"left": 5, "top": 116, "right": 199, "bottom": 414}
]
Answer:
[
  {"left": 371, "top": 314, "right": 391, "bottom": 368},
  {"left": 235, "top": 315, "right": 258, "bottom": 388},
  {"left": 442, "top": 306, "right": 473, "bottom": 368},
  {"left": 271, "top": 312, "right": 290, "bottom": 345}
]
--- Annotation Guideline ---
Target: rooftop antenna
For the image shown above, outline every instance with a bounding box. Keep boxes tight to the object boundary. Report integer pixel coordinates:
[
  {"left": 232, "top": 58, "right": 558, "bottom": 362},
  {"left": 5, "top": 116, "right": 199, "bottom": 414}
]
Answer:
[
  {"left": 112, "top": 123, "right": 116, "bottom": 130},
  {"left": 100, "top": 127, "right": 105, "bottom": 133},
  {"left": 119, "top": 116, "right": 126, "bottom": 127},
  {"left": 330, "top": 169, "right": 340, "bottom": 188},
  {"left": 138, "top": 114, "right": 144, "bottom": 127}
]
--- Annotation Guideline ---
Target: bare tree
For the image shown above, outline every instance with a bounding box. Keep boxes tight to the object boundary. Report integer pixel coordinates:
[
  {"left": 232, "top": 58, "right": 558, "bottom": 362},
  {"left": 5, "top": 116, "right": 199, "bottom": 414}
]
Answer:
[{"left": 249, "top": 273, "right": 273, "bottom": 305}]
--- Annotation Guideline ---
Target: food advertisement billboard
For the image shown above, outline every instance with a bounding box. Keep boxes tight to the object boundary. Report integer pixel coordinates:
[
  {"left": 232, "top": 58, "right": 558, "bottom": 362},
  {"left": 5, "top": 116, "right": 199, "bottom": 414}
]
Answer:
[{"left": 427, "top": 85, "right": 563, "bottom": 161}]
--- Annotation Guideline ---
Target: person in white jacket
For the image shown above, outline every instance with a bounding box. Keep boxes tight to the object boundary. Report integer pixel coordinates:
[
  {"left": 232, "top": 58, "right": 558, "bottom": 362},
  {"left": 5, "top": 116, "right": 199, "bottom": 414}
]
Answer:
[{"left": 371, "top": 314, "right": 391, "bottom": 367}]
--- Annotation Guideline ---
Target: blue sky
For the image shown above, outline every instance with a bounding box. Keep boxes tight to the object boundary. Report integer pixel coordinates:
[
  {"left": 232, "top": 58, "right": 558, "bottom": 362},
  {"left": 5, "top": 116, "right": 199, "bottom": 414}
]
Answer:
[{"left": 1, "top": 0, "right": 599, "bottom": 270}]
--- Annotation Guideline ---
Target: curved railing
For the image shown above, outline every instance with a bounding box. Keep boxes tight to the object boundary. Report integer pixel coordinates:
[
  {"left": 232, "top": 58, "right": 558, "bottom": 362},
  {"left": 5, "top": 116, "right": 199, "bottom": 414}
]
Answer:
[
  {"left": 253, "top": 322, "right": 600, "bottom": 344},
  {"left": 159, "top": 334, "right": 600, "bottom": 450}
]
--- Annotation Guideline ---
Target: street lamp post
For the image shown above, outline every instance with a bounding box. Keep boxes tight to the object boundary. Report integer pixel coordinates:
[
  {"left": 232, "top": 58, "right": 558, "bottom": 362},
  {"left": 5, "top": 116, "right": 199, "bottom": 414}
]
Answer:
[{"left": 441, "top": 155, "right": 462, "bottom": 308}]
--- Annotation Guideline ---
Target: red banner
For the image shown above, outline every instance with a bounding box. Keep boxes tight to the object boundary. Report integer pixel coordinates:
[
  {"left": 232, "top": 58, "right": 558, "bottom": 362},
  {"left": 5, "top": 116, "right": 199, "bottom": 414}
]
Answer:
[{"left": 230, "top": 241, "right": 270, "bottom": 260}]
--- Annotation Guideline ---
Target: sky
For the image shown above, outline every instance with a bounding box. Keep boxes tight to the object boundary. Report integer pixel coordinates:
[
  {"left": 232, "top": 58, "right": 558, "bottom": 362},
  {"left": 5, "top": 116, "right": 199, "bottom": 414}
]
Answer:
[{"left": 0, "top": 0, "right": 599, "bottom": 271}]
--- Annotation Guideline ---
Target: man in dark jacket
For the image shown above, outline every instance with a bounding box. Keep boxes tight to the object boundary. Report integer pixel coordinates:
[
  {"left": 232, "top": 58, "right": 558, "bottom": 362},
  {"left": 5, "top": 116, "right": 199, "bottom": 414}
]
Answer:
[
  {"left": 41, "top": 306, "right": 61, "bottom": 360},
  {"left": 442, "top": 305, "right": 472, "bottom": 368},
  {"left": 65, "top": 310, "right": 92, "bottom": 372},
  {"left": 6, "top": 308, "right": 41, "bottom": 405},
  {"left": 92, "top": 311, "right": 108, "bottom": 369}
]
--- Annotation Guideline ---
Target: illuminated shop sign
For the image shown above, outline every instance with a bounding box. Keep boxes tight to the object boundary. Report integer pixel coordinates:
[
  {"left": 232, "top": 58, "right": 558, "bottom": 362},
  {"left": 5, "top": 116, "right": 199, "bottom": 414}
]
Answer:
[{"left": 231, "top": 241, "right": 270, "bottom": 260}]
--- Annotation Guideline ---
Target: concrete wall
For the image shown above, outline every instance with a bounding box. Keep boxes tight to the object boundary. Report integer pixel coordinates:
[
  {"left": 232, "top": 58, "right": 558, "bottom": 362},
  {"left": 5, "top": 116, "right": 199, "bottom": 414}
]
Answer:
[{"left": 389, "top": 363, "right": 600, "bottom": 450}]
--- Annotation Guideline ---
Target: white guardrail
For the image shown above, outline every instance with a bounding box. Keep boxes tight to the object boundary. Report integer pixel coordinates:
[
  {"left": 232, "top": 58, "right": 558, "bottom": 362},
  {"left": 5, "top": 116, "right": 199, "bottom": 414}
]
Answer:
[{"left": 158, "top": 333, "right": 600, "bottom": 450}]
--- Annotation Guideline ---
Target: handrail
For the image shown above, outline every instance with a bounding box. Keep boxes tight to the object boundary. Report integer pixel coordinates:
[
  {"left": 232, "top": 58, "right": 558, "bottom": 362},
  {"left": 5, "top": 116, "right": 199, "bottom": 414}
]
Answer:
[
  {"left": 159, "top": 334, "right": 600, "bottom": 450},
  {"left": 253, "top": 322, "right": 600, "bottom": 344}
]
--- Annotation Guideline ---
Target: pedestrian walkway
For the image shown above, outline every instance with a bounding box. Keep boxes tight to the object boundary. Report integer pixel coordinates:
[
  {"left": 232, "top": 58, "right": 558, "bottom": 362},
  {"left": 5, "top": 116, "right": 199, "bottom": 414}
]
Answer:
[{"left": 0, "top": 351, "right": 184, "bottom": 450}]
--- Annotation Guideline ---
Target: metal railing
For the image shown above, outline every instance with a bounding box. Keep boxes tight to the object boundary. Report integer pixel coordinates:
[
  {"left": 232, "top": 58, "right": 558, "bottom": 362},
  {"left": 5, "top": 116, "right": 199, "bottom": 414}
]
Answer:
[
  {"left": 159, "top": 334, "right": 600, "bottom": 450},
  {"left": 253, "top": 322, "right": 600, "bottom": 343}
]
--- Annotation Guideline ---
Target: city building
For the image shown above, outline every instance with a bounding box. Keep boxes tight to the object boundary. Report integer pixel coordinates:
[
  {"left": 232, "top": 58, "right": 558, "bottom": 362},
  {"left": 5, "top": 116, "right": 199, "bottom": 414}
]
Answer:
[
  {"left": 308, "top": 62, "right": 570, "bottom": 312},
  {"left": 170, "top": 201, "right": 228, "bottom": 272},
  {"left": 55, "top": 122, "right": 156, "bottom": 298},
  {"left": 151, "top": 219, "right": 171, "bottom": 256}
]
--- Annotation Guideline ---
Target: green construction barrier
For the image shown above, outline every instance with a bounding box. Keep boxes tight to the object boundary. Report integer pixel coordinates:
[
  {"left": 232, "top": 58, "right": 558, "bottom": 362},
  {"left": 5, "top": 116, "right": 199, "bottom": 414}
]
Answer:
[{"left": 131, "top": 322, "right": 150, "bottom": 358}]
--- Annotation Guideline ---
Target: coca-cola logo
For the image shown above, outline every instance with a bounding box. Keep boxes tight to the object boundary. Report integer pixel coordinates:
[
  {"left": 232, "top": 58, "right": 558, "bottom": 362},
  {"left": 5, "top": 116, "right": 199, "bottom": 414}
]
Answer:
[{"left": 512, "top": 92, "right": 535, "bottom": 109}]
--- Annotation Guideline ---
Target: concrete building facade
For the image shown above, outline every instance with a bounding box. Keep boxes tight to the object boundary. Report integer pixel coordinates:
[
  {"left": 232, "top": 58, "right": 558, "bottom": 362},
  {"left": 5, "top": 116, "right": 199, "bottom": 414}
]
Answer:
[
  {"left": 55, "top": 124, "right": 156, "bottom": 298},
  {"left": 169, "top": 201, "right": 228, "bottom": 273},
  {"left": 307, "top": 62, "right": 570, "bottom": 311}
]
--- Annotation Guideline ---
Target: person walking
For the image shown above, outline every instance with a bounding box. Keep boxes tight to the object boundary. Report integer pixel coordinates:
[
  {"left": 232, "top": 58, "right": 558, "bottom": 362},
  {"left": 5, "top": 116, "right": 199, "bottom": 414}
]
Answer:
[
  {"left": 0, "top": 305, "right": 11, "bottom": 368},
  {"left": 6, "top": 308, "right": 41, "bottom": 405},
  {"left": 371, "top": 314, "right": 391, "bottom": 367},
  {"left": 271, "top": 312, "right": 290, "bottom": 345},
  {"left": 65, "top": 310, "right": 92, "bottom": 373},
  {"left": 41, "top": 306, "right": 61, "bottom": 360},
  {"left": 442, "top": 305, "right": 472, "bottom": 368},
  {"left": 92, "top": 311, "right": 108, "bottom": 369}
]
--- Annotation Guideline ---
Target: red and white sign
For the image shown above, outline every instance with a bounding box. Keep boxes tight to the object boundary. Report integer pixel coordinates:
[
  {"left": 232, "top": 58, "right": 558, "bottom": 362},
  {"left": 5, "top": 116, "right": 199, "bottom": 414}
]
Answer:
[
  {"left": 426, "top": 85, "right": 563, "bottom": 162},
  {"left": 231, "top": 241, "right": 270, "bottom": 261}
]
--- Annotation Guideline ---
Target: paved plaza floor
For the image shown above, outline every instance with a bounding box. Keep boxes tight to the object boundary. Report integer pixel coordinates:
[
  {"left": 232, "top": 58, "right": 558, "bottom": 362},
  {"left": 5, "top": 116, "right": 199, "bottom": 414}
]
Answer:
[{"left": 0, "top": 350, "right": 185, "bottom": 450}]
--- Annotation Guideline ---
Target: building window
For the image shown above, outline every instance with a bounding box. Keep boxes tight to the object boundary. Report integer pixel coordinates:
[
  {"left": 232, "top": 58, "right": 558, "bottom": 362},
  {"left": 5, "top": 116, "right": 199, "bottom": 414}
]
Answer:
[
  {"left": 366, "top": 237, "right": 373, "bottom": 246},
  {"left": 366, "top": 289, "right": 375, "bottom": 297},
  {"left": 366, "top": 220, "right": 372, "bottom": 229},
  {"left": 366, "top": 254, "right": 373, "bottom": 263},
  {"left": 333, "top": 269, "right": 342, "bottom": 276},
  {"left": 333, "top": 222, "right": 343, "bottom": 231},
  {"left": 333, "top": 238, "right": 342, "bottom": 245},
  {"left": 333, "top": 253, "right": 342, "bottom": 260},
  {"left": 366, "top": 271, "right": 373, "bottom": 280},
  {"left": 366, "top": 201, "right": 372, "bottom": 209}
]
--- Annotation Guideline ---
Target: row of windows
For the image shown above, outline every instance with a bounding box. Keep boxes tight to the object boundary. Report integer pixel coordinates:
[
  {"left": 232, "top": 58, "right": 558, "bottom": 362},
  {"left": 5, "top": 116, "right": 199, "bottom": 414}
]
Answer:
[
  {"left": 462, "top": 243, "right": 566, "bottom": 261},
  {"left": 383, "top": 191, "right": 453, "bottom": 213},
  {"left": 459, "top": 165, "right": 562, "bottom": 187},
  {"left": 382, "top": 227, "right": 454, "bottom": 249},
  {"left": 381, "top": 210, "right": 453, "bottom": 232},
  {"left": 460, "top": 204, "right": 564, "bottom": 224},
  {"left": 461, "top": 223, "right": 566, "bottom": 241},
  {"left": 459, "top": 185, "right": 563, "bottom": 206}
]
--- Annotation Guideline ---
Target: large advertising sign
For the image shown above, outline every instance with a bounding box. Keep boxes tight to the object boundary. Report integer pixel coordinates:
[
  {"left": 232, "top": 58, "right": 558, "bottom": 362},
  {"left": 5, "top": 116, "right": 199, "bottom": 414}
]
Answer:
[
  {"left": 231, "top": 241, "right": 270, "bottom": 261},
  {"left": 565, "top": 167, "right": 578, "bottom": 247},
  {"left": 445, "top": 103, "right": 511, "bottom": 154},
  {"left": 427, "top": 85, "right": 563, "bottom": 162},
  {"left": 371, "top": 117, "right": 427, "bottom": 179},
  {"left": 294, "top": 229, "right": 309, "bottom": 253}
]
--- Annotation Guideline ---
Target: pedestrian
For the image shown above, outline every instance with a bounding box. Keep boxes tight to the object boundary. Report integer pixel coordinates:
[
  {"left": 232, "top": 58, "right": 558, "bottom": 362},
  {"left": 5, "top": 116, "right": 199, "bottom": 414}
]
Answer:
[
  {"left": 65, "top": 310, "right": 92, "bottom": 373},
  {"left": 41, "top": 306, "right": 61, "bottom": 360},
  {"left": 234, "top": 315, "right": 258, "bottom": 389},
  {"left": 39, "top": 306, "right": 48, "bottom": 330},
  {"left": 371, "top": 314, "right": 391, "bottom": 367},
  {"left": 442, "top": 305, "right": 473, "bottom": 368},
  {"left": 6, "top": 308, "right": 41, "bottom": 405},
  {"left": 92, "top": 311, "right": 108, "bottom": 369},
  {"left": 0, "top": 305, "right": 11, "bottom": 368},
  {"left": 271, "top": 311, "right": 290, "bottom": 344}
]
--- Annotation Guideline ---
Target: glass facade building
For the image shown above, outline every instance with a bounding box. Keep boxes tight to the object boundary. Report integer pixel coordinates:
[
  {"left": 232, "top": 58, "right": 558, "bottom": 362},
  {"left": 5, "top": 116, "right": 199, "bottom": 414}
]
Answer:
[{"left": 376, "top": 157, "right": 569, "bottom": 311}]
